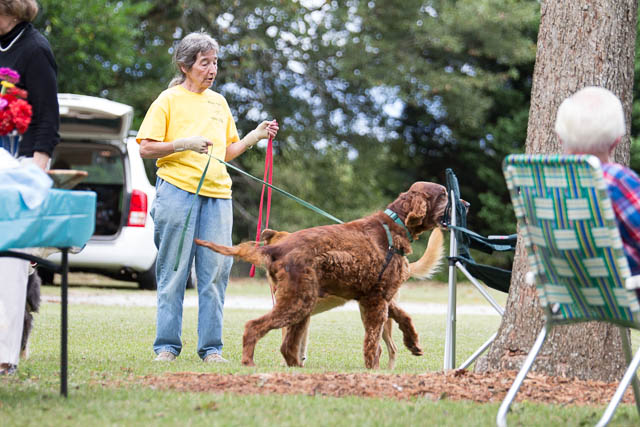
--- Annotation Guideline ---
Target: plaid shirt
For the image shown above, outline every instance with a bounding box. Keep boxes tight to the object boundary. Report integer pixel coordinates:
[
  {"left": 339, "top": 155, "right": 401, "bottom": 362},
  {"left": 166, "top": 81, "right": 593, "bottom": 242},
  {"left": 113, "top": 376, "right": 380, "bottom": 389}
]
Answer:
[{"left": 602, "top": 163, "right": 640, "bottom": 275}]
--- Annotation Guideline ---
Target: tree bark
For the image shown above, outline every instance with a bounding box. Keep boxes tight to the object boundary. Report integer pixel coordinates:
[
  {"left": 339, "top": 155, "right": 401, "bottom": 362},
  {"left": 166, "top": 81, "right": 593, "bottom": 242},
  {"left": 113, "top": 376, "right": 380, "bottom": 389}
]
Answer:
[{"left": 475, "top": 0, "right": 638, "bottom": 381}]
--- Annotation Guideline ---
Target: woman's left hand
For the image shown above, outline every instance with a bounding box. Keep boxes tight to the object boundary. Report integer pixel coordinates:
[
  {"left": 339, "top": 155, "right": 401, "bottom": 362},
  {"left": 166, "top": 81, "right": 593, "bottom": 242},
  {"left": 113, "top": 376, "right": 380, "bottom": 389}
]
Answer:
[
  {"left": 254, "top": 119, "right": 279, "bottom": 141},
  {"left": 244, "top": 120, "right": 279, "bottom": 150}
]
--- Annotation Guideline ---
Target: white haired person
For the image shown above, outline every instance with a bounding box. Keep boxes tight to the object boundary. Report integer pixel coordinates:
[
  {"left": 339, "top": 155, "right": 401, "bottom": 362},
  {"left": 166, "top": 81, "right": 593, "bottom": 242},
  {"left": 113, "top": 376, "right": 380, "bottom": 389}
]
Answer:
[
  {"left": 137, "top": 31, "right": 278, "bottom": 363},
  {"left": 555, "top": 86, "right": 640, "bottom": 275}
]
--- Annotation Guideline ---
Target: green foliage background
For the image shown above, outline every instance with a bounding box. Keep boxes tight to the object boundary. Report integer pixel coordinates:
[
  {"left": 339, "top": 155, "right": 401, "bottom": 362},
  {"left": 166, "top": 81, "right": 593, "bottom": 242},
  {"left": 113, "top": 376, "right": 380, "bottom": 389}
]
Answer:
[{"left": 31, "top": 1, "right": 639, "bottom": 244}]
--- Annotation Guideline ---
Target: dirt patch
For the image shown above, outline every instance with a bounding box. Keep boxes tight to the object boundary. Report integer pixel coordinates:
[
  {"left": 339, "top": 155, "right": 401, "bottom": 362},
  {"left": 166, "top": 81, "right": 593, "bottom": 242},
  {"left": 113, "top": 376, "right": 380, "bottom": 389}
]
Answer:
[{"left": 140, "top": 370, "right": 633, "bottom": 405}]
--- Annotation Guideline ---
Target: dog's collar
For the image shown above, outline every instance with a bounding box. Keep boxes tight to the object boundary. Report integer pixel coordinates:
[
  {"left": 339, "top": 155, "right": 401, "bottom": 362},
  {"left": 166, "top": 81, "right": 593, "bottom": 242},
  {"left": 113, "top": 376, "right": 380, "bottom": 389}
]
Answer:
[{"left": 384, "top": 208, "right": 413, "bottom": 242}]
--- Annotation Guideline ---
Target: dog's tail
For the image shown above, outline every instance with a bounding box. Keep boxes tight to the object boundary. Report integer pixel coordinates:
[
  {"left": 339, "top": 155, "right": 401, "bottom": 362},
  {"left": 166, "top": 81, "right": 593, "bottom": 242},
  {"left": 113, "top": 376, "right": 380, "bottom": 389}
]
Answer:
[
  {"left": 409, "top": 227, "right": 445, "bottom": 279},
  {"left": 194, "top": 239, "right": 269, "bottom": 267}
]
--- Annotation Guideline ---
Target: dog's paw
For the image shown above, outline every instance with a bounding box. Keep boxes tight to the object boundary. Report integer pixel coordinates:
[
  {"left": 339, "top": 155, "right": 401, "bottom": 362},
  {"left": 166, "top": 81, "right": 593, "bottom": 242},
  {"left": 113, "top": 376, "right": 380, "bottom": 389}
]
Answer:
[{"left": 410, "top": 345, "right": 423, "bottom": 356}]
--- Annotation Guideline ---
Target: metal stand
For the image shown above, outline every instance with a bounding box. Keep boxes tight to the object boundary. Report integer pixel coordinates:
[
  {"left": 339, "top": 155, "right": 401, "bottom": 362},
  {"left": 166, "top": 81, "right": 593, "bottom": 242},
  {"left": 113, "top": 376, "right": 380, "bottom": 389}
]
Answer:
[
  {"left": 0, "top": 248, "right": 70, "bottom": 397},
  {"left": 443, "top": 189, "right": 505, "bottom": 371},
  {"left": 444, "top": 191, "right": 457, "bottom": 370}
]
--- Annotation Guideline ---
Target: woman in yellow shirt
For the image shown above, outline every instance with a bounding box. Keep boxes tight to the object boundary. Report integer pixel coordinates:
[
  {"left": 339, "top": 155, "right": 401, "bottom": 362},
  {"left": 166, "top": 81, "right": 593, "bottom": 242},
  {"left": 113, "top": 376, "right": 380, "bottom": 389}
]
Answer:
[{"left": 137, "top": 31, "right": 278, "bottom": 363}]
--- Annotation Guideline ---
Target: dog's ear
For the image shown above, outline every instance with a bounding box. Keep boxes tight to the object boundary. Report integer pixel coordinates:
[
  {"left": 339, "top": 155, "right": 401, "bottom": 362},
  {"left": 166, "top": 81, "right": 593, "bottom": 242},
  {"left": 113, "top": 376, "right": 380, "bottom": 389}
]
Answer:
[
  {"left": 261, "top": 229, "right": 278, "bottom": 242},
  {"left": 261, "top": 229, "right": 291, "bottom": 245},
  {"left": 405, "top": 194, "right": 428, "bottom": 228},
  {"left": 428, "top": 188, "right": 449, "bottom": 226}
]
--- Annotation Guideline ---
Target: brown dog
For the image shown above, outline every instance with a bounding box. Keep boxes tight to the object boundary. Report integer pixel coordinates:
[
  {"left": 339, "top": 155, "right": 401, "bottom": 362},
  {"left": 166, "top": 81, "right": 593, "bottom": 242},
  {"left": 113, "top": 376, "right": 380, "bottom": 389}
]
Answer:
[
  {"left": 21, "top": 270, "right": 41, "bottom": 360},
  {"left": 196, "top": 182, "right": 448, "bottom": 368},
  {"left": 259, "top": 226, "right": 444, "bottom": 369}
]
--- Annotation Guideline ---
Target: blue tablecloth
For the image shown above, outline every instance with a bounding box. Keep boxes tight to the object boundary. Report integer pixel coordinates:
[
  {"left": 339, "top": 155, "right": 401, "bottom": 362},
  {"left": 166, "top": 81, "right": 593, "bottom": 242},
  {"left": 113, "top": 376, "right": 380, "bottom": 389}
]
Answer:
[{"left": 0, "top": 188, "right": 96, "bottom": 250}]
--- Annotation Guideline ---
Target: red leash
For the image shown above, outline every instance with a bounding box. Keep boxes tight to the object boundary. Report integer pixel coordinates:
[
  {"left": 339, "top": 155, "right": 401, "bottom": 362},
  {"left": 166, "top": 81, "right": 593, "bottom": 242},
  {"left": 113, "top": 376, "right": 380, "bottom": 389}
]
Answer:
[{"left": 249, "top": 135, "right": 274, "bottom": 279}]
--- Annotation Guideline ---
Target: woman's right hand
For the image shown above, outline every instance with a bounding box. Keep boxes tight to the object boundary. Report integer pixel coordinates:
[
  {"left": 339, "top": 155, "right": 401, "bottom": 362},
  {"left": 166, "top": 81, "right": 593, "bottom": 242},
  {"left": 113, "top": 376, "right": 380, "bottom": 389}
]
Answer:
[{"left": 172, "top": 136, "right": 213, "bottom": 153}]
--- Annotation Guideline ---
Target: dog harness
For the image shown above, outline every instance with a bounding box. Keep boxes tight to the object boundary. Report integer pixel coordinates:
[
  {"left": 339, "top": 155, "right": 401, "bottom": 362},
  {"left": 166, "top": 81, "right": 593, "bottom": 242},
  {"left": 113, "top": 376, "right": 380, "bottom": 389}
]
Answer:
[{"left": 378, "top": 209, "right": 411, "bottom": 281}]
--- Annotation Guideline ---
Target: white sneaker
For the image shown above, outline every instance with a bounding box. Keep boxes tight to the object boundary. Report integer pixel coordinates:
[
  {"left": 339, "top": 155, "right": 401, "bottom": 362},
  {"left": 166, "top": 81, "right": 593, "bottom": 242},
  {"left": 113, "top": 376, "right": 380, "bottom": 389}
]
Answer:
[
  {"left": 154, "top": 351, "right": 176, "bottom": 362},
  {"left": 203, "top": 353, "right": 229, "bottom": 363}
]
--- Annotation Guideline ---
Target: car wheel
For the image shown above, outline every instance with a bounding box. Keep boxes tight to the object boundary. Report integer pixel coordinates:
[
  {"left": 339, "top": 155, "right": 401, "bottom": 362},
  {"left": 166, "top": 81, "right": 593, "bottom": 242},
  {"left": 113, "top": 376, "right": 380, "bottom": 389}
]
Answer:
[{"left": 138, "top": 260, "right": 157, "bottom": 290}]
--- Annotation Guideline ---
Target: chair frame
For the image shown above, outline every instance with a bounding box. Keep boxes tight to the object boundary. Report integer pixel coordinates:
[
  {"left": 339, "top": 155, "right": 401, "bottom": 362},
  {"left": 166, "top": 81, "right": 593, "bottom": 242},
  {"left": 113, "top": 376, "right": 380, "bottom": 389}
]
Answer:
[
  {"left": 497, "top": 154, "right": 640, "bottom": 427},
  {"left": 444, "top": 189, "right": 506, "bottom": 370}
]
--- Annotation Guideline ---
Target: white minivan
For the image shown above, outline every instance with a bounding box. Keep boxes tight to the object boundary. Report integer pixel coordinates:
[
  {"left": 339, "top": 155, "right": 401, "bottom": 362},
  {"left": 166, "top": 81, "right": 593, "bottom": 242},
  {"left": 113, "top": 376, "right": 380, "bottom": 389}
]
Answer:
[{"left": 42, "top": 94, "right": 193, "bottom": 289}]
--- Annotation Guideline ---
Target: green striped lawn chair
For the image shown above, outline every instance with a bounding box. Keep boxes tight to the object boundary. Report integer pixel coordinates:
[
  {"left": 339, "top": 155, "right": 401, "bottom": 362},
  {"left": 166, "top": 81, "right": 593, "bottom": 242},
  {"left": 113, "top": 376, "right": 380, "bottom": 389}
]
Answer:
[{"left": 497, "top": 154, "right": 640, "bottom": 427}]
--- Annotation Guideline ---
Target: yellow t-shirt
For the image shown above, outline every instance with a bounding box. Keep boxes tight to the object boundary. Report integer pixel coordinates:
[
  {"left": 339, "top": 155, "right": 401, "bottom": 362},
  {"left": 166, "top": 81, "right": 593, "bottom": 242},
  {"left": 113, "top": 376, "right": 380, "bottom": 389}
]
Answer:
[{"left": 136, "top": 85, "right": 240, "bottom": 198}]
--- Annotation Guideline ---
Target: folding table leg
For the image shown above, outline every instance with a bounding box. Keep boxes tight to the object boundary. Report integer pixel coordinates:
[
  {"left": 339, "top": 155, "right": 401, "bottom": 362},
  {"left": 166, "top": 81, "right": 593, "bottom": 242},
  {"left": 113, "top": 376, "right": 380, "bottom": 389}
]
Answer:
[
  {"left": 61, "top": 249, "right": 68, "bottom": 398},
  {"left": 0, "top": 249, "right": 69, "bottom": 396},
  {"left": 496, "top": 324, "right": 549, "bottom": 427},
  {"left": 596, "top": 332, "right": 640, "bottom": 427}
]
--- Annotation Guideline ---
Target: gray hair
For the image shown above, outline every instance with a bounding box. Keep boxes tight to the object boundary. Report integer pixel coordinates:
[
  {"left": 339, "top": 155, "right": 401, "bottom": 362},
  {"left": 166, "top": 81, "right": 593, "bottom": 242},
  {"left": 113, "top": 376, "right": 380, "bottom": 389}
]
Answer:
[
  {"left": 555, "top": 86, "right": 625, "bottom": 155},
  {"left": 168, "top": 31, "right": 219, "bottom": 88},
  {"left": 0, "top": 0, "right": 39, "bottom": 22}
]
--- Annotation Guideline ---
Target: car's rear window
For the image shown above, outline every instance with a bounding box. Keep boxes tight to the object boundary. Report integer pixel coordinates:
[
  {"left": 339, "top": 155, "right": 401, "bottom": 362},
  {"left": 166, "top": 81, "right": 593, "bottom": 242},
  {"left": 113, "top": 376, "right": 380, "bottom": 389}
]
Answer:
[
  {"left": 51, "top": 142, "right": 124, "bottom": 185},
  {"left": 51, "top": 142, "right": 125, "bottom": 237}
]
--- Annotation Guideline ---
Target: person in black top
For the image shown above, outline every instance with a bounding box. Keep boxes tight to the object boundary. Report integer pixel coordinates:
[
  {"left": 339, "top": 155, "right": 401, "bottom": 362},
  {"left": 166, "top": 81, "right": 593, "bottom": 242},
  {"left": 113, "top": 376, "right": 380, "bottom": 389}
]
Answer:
[
  {"left": 0, "top": 0, "right": 58, "bottom": 376},
  {"left": 0, "top": 0, "right": 58, "bottom": 168}
]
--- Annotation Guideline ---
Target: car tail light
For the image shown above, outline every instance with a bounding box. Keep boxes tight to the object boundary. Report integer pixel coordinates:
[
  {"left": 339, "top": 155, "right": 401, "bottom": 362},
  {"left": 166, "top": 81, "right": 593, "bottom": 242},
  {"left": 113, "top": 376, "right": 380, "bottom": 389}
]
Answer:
[{"left": 127, "top": 189, "right": 148, "bottom": 227}]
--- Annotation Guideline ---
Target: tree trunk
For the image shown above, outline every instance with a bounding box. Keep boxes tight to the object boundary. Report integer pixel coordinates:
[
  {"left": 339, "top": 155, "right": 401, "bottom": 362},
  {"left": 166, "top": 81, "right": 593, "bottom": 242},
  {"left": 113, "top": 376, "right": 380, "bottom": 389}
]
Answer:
[{"left": 475, "top": 0, "right": 638, "bottom": 381}]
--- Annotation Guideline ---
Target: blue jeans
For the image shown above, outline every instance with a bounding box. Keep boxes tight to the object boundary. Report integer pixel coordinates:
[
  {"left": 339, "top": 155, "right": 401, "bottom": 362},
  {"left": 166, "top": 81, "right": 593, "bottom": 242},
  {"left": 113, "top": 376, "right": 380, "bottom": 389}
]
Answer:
[{"left": 150, "top": 178, "right": 233, "bottom": 359}]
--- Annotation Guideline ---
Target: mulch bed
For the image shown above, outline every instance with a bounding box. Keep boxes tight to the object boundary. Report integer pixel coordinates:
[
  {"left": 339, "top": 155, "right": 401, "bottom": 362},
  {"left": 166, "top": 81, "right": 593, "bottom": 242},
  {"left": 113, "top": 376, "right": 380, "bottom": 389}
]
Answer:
[{"left": 140, "top": 370, "right": 634, "bottom": 406}]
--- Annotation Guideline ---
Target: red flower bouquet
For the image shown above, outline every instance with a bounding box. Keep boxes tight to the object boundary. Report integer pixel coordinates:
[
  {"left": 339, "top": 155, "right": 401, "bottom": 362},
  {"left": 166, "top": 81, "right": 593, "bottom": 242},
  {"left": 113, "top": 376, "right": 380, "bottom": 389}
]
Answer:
[{"left": 0, "top": 67, "right": 33, "bottom": 157}]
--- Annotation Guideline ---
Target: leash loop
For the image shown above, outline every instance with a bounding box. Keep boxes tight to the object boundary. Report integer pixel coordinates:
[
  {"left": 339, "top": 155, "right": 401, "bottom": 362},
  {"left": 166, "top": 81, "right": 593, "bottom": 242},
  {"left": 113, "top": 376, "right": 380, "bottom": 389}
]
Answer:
[{"left": 250, "top": 136, "right": 274, "bottom": 278}]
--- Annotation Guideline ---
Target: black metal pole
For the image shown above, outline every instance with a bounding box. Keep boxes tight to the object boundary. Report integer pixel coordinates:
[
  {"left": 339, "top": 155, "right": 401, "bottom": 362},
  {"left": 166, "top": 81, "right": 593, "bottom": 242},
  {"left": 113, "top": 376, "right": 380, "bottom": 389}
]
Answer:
[{"left": 61, "top": 249, "right": 68, "bottom": 398}]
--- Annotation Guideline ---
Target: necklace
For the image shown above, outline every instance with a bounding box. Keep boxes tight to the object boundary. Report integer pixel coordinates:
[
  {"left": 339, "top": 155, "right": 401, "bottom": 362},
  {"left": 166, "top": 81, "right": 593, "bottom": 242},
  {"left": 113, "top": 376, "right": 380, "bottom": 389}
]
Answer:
[{"left": 0, "top": 28, "right": 25, "bottom": 52}]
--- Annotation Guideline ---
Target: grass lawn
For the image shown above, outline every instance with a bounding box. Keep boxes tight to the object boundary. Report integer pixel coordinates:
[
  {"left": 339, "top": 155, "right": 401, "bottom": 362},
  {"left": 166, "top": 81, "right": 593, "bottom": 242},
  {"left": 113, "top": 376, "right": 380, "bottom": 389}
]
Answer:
[{"left": 1, "top": 275, "right": 637, "bottom": 426}]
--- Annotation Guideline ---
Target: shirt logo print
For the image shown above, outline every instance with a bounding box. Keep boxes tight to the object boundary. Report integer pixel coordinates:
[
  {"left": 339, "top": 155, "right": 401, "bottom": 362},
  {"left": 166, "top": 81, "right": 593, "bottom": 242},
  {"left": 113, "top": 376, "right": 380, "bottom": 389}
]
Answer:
[{"left": 207, "top": 101, "right": 224, "bottom": 124}]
